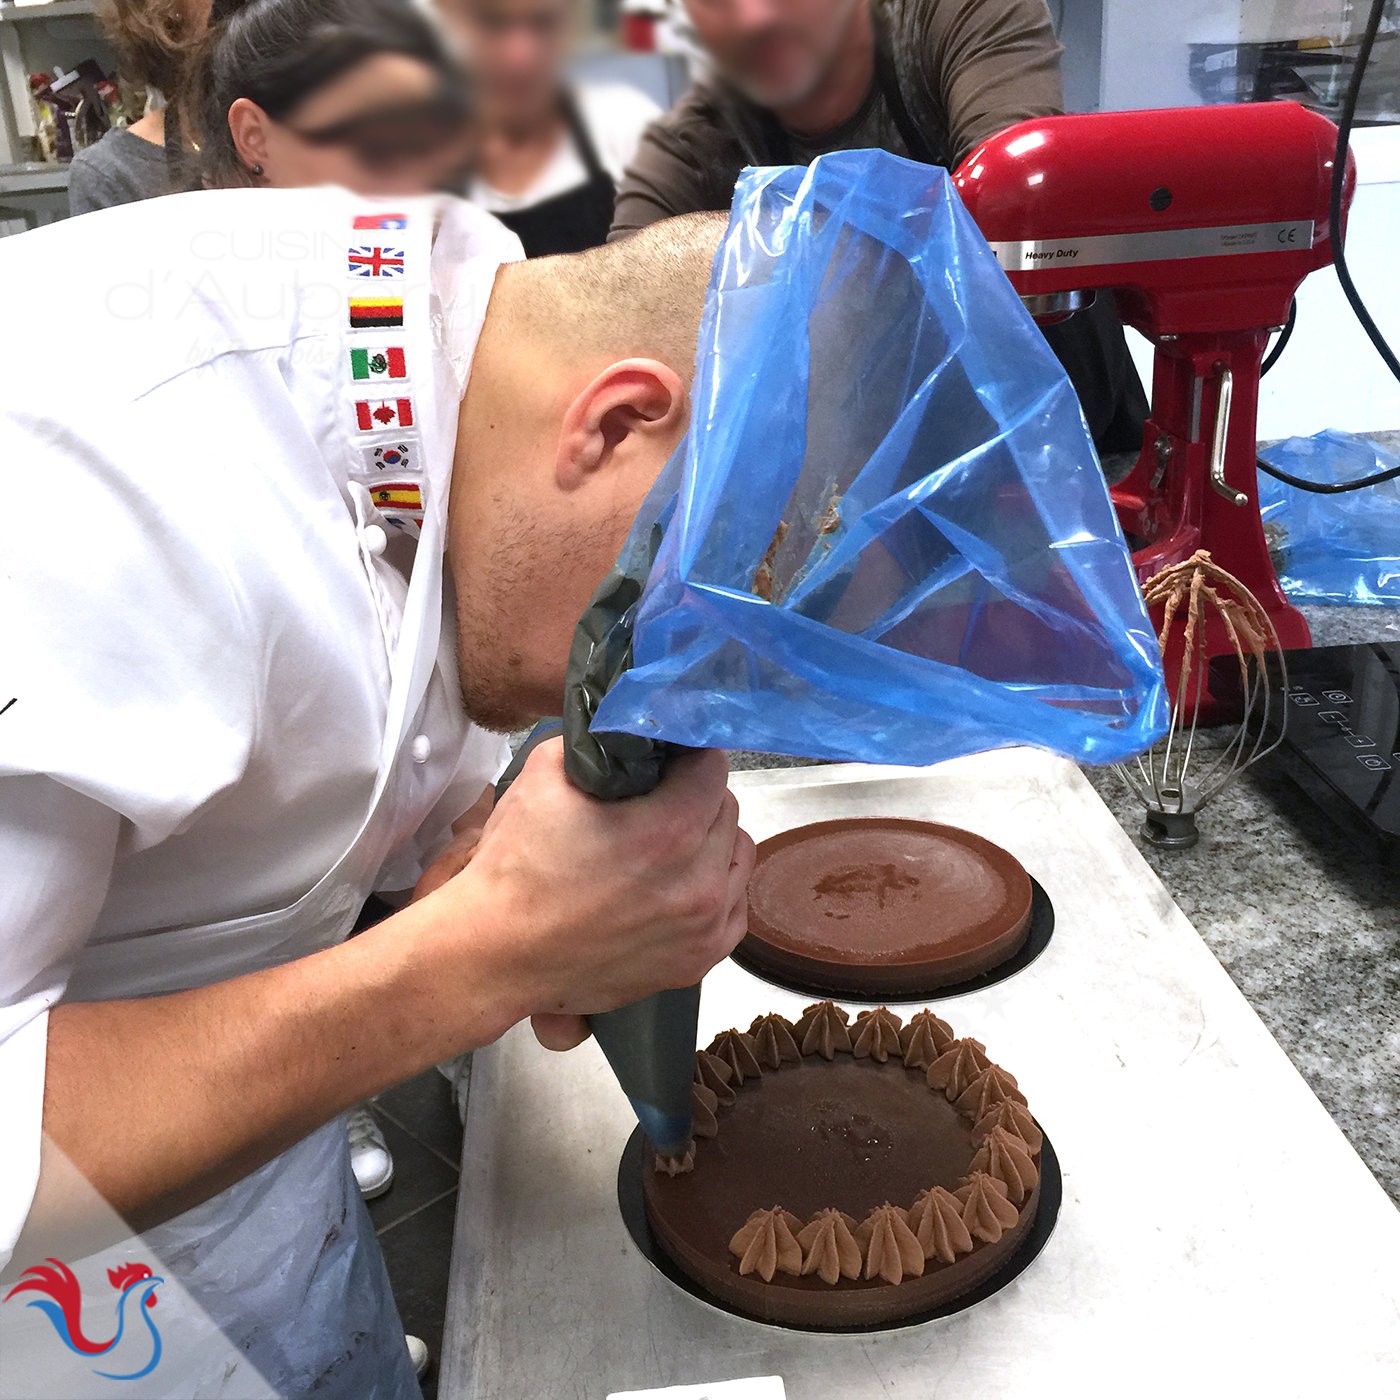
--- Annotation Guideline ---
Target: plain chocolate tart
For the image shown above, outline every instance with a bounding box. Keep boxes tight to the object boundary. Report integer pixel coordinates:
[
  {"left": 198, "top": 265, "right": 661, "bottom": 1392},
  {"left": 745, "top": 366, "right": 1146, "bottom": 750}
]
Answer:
[
  {"left": 641, "top": 1004, "right": 1042, "bottom": 1328},
  {"left": 739, "top": 817, "right": 1034, "bottom": 996}
]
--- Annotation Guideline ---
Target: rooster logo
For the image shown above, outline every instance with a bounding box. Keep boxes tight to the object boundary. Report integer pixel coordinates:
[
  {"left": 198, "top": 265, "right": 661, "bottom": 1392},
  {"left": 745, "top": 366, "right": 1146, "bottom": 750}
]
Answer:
[{"left": 4, "top": 1258, "right": 164, "bottom": 1380}]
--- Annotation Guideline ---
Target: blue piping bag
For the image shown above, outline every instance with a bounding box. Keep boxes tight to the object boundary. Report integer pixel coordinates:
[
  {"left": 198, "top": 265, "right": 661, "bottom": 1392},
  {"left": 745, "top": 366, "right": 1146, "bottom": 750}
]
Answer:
[{"left": 497, "top": 455, "right": 698, "bottom": 1161}]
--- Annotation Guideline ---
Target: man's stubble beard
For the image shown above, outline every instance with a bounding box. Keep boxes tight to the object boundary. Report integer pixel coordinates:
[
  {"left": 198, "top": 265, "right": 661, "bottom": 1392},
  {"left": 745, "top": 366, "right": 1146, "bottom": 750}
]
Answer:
[
  {"left": 453, "top": 502, "right": 630, "bottom": 734},
  {"left": 721, "top": 0, "right": 863, "bottom": 112}
]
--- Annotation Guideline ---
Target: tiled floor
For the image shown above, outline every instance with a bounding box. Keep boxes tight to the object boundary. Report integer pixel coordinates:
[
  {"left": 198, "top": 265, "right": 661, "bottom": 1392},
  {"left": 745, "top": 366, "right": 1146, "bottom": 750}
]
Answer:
[
  {"left": 366, "top": 1068, "right": 464, "bottom": 1400},
  {"left": 349, "top": 896, "right": 463, "bottom": 1396}
]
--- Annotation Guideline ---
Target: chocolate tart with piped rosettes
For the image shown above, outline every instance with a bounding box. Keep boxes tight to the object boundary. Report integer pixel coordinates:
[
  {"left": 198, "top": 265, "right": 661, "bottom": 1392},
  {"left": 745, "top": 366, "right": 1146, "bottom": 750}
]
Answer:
[
  {"left": 736, "top": 818, "right": 1037, "bottom": 999},
  {"left": 640, "top": 1002, "right": 1047, "bottom": 1328}
]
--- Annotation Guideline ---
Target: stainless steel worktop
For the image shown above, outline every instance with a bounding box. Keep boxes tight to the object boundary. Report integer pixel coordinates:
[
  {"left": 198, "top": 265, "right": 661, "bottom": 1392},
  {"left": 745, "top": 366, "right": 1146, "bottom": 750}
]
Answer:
[{"left": 440, "top": 754, "right": 1400, "bottom": 1399}]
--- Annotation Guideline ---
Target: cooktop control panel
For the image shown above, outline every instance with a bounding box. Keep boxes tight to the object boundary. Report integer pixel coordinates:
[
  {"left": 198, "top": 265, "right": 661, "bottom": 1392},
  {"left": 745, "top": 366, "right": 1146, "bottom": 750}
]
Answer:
[{"left": 1268, "top": 643, "right": 1400, "bottom": 859}]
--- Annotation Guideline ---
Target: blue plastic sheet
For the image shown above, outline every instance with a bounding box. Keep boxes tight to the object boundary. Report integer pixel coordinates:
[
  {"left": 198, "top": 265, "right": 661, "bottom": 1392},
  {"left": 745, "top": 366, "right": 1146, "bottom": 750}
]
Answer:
[
  {"left": 593, "top": 151, "right": 1168, "bottom": 766},
  {"left": 1258, "top": 429, "right": 1400, "bottom": 605}
]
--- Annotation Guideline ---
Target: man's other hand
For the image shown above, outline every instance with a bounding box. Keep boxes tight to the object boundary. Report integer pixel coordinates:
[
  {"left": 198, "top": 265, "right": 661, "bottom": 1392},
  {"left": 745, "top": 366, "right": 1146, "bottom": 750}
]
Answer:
[
  {"left": 412, "top": 784, "right": 495, "bottom": 902},
  {"left": 411, "top": 740, "right": 755, "bottom": 1052}
]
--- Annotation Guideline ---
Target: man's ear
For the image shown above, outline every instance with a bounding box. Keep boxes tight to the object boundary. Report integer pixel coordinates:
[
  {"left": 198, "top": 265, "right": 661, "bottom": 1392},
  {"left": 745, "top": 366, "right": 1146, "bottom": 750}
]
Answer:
[
  {"left": 555, "top": 359, "right": 686, "bottom": 490},
  {"left": 227, "top": 98, "right": 273, "bottom": 177}
]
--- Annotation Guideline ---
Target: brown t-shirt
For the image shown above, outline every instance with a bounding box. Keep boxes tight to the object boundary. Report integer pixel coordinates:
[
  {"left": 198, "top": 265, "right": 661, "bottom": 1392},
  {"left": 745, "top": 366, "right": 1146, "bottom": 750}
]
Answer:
[{"left": 610, "top": 0, "right": 1064, "bottom": 238}]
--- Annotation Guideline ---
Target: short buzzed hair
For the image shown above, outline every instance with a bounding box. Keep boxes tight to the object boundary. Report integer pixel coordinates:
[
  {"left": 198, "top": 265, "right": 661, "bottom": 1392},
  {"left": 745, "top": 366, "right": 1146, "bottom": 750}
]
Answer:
[{"left": 501, "top": 212, "right": 728, "bottom": 382}]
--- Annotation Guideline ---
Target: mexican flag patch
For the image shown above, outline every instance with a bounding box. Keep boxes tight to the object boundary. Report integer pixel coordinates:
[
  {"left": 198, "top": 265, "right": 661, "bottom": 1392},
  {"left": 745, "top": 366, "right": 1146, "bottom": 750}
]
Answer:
[{"left": 350, "top": 346, "right": 407, "bottom": 382}]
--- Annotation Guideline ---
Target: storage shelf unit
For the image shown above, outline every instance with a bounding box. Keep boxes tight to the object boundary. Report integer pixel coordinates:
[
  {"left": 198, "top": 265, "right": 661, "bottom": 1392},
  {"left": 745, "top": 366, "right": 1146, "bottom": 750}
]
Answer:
[
  {"left": 0, "top": 157, "right": 68, "bottom": 191},
  {"left": 0, "top": 1, "right": 97, "bottom": 24},
  {"left": 0, "top": 0, "right": 107, "bottom": 221}
]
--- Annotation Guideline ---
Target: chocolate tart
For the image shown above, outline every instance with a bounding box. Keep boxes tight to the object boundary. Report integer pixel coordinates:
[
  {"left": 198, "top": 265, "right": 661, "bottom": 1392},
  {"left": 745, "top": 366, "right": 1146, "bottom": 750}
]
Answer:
[
  {"left": 738, "top": 818, "right": 1034, "bottom": 997},
  {"left": 641, "top": 1004, "right": 1044, "bottom": 1328}
]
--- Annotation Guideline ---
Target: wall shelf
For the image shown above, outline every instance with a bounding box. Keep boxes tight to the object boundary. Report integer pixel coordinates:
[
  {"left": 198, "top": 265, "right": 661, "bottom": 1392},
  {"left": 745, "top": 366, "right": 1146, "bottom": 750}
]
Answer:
[
  {"left": 0, "top": 2, "right": 96, "bottom": 23},
  {"left": 0, "top": 159, "right": 68, "bottom": 192}
]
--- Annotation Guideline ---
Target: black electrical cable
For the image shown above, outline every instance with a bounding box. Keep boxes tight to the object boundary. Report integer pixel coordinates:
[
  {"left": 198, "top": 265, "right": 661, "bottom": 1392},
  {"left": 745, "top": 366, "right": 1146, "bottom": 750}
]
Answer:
[
  {"left": 1260, "top": 297, "right": 1296, "bottom": 376},
  {"left": 1255, "top": 0, "right": 1400, "bottom": 494},
  {"left": 1328, "top": 0, "right": 1400, "bottom": 386},
  {"left": 1256, "top": 452, "right": 1400, "bottom": 493}
]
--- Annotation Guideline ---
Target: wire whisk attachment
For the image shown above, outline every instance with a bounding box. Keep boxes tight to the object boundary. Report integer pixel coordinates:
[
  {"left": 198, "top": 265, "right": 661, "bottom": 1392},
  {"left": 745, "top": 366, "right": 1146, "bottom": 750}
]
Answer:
[{"left": 1114, "top": 550, "right": 1287, "bottom": 849}]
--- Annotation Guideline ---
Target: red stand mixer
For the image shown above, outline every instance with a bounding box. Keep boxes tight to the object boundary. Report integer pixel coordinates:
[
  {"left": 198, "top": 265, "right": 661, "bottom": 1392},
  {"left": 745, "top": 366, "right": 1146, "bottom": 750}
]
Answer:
[{"left": 954, "top": 102, "right": 1356, "bottom": 719}]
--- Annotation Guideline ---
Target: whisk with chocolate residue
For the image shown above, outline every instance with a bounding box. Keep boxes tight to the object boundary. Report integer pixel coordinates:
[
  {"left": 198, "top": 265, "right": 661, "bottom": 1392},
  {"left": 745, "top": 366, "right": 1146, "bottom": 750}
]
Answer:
[{"left": 1113, "top": 550, "right": 1287, "bottom": 849}]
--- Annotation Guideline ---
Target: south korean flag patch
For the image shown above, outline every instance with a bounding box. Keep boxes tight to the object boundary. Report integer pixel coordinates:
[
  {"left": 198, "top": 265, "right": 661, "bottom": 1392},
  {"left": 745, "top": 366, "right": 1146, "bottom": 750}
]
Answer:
[{"left": 358, "top": 441, "right": 415, "bottom": 474}]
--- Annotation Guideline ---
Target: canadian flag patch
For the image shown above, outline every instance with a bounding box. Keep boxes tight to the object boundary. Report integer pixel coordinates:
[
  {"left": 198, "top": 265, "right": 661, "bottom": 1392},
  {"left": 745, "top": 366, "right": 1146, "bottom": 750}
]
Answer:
[{"left": 355, "top": 398, "right": 415, "bottom": 432}]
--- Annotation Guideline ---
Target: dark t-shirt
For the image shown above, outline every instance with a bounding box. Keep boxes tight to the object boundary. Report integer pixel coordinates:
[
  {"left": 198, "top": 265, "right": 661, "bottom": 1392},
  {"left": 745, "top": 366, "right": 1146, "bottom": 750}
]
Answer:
[
  {"left": 611, "top": 0, "right": 1064, "bottom": 238},
  {"left": 68, "top": 127, "right": 174, "bottom": 216},
  {"left": 610, "top": 0, "right": 1149, "bottom": 452}
]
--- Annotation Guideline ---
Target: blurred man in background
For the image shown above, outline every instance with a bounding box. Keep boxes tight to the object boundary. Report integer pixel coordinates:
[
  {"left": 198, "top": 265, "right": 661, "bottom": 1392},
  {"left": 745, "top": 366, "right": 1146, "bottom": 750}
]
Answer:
[
  {"left": 612, "top": 0, "right": 1148, "bottom": 455},
  {"left": 441, "top": 0, "right": 661, "bottom": 254}
]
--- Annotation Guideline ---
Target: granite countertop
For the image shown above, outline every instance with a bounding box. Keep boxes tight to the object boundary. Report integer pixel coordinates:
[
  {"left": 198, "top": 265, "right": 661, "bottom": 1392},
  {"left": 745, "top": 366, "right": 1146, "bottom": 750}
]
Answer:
[{"left": 1083, "top": 602, "right": 1400, "bottom": 1208}]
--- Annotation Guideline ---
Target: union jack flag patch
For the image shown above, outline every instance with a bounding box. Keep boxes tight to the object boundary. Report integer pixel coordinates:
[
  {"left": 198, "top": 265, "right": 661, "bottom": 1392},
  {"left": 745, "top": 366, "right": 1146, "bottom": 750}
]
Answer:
[{"left": 348, "top": 246, "right": 405, "bottom": 278}]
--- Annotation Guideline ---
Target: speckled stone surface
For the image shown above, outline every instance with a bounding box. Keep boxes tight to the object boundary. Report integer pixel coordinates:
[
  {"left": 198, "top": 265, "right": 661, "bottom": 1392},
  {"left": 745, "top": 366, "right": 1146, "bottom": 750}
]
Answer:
[{"left": 1083, "top": 599, "right": 1400, "bottom": 1207}]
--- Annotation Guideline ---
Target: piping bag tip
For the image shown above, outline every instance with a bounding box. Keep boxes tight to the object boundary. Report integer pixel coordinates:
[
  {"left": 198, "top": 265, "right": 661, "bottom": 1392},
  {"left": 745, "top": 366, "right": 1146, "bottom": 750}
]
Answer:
[
  {"left": 630, "top": 1103, "right": 695, "bottom": 1161},
  {"left": 588, "top": 984, "right": 700, "bottom": 1159}
]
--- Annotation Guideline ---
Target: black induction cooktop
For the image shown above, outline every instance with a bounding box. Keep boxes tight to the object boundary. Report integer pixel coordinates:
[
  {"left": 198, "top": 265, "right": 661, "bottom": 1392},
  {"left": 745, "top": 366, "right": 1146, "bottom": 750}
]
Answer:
[{"left": 1256, "top": 642, "right": 1400, "bottom": 861}]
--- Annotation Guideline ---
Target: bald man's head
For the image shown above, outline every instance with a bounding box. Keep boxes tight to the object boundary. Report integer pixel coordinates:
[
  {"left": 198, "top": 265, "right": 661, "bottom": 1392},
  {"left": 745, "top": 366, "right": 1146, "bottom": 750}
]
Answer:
[
  {"left": 448, "top": 212, "right": 726, "bottom": 730},
  {"left": 493, "top": 211, "right": 725, "bottom": 377}
]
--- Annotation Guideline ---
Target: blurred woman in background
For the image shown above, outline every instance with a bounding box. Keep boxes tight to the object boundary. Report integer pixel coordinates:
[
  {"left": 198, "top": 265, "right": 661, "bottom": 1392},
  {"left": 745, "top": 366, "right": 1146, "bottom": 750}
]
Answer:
[
  {"left": 69, "top": 0, "right": 208, "bottom": 212},
  {"left": 193, "top": 0, "right": 474, "bottom": 194},
  {"left": 439, "top": 0, "right": 660, "bottom": 255}
]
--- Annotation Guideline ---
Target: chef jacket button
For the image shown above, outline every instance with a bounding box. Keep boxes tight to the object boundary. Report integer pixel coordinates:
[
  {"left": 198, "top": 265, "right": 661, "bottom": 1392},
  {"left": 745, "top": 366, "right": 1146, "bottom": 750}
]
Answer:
[
  {"left": 363, "top": 524, "right": 388, "bottom": 557},
  {"left": 410, "top": 734, "right": 432, "bottom": 764}
]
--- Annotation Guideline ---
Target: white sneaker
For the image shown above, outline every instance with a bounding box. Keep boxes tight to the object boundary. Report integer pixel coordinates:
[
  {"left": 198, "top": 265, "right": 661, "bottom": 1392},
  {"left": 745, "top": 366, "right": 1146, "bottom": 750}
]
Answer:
[
  {"left": 435, "top": 1053, "right": 472, "bottom": 1124},
  {"left": 346, "top": 1103, "right": 394, "bottom": 1199},
  {"left": 405, "top": 1333, "right": 430, "bottom": 1380}
]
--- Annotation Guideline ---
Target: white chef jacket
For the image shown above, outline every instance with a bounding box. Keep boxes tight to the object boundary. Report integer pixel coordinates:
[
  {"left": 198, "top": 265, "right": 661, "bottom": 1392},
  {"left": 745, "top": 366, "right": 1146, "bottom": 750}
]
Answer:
[{"left": 0, "top": 186, "right": 520, "bottom": 1395}]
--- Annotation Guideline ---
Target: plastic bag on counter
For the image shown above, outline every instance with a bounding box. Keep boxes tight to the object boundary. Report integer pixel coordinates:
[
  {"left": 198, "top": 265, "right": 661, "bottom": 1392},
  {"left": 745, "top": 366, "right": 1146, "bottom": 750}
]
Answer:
[
  {"left": 589, "top": 149, "right": 1167, "bottom": 768},
  {"left": 1258, "top": 429, "right": 1400, "bottom": 606}
]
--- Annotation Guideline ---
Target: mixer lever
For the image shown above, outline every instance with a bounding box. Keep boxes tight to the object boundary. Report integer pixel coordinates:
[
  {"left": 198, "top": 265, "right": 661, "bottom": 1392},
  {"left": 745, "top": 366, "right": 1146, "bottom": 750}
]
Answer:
[{"left": 1208, "top": 364, "right": 1248, "bottom": 507}]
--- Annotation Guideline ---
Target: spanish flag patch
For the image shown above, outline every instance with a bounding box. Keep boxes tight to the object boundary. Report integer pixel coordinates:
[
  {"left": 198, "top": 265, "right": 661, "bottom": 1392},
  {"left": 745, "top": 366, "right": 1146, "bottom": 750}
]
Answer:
[{"left": 372, "top": 481, "right": 423, "bottom": 512}]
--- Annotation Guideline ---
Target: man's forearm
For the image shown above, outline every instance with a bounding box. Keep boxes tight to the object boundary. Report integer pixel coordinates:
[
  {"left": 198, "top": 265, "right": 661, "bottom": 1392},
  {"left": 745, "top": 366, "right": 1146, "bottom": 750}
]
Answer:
[
  {"left": 12, "top": 742, "right": 753, "bottom": 1269},
  {"left": 29, "top": 895, "right": 511, "bottom": 1241}
]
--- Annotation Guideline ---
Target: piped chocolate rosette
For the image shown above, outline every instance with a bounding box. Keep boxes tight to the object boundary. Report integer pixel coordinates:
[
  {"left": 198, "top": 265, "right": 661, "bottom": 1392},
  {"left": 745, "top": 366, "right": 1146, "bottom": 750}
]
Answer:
[{"left": 640, "top": 1002, "right": 1044, "bottom": 1328}]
